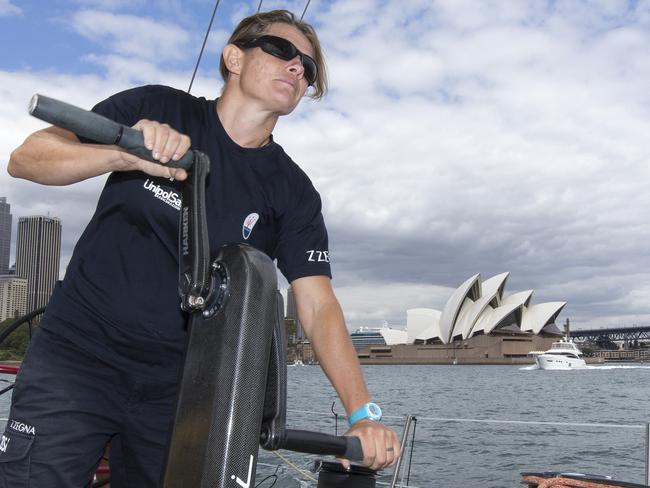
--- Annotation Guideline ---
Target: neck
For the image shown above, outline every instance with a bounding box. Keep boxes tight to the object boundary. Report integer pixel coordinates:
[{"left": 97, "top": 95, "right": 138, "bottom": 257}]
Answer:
[{"left": 216, "top": 88, "right": 278, "bottom": 148}]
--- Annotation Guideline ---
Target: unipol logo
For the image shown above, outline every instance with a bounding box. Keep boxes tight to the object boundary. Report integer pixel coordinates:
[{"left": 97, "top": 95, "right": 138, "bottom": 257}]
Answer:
[
  {"left": 0, "top": 435, "right": 9, "bottom": 453},
  {"left": 143, "top": 179, "right": 181, "bottom": 210},
  {"left": 230, "top": 454, "right": 254, "bottom": 488}
]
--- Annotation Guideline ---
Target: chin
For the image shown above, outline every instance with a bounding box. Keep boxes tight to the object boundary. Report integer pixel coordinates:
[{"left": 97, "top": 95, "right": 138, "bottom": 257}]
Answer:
[
  {"left": 278, "top": 105, "right": 298, "bottom": 116},
  {"left": 272, "top": 97, "right": 301, "bottom": 116}
]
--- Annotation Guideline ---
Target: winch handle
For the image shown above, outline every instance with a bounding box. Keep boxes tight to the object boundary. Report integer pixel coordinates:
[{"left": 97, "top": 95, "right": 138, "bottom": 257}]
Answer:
[
  {"left": 29, "top": 93, "right": 212, "bottom": 310},
  {"left": 28, "top": 94, "right": 194, "bottom": 171},
  {"left": 280, "top": 429, "right": 364, "bottom": 462}
]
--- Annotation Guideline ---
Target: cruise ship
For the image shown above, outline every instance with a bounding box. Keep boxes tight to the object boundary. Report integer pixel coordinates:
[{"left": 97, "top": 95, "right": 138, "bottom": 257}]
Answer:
[{"left": 349, "top": 324, "right": 408, "bottom": 350}]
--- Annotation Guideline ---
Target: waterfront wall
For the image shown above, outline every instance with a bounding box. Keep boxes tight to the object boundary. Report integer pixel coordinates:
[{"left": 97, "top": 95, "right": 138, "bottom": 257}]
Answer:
[
  {"left": 357, "top": 334, "right": 559, "bottom": 365},
  {"left": 594, "top": 348, "right": 650, "bottom": 361}
]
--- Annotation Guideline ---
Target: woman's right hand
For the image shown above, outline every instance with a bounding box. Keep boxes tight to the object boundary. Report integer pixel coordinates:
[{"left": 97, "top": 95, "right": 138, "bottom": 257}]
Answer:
[
  {"left": 9, "top": 120, "right": 191, "bottom": 186},
  {"left": 116, "top": 119, "right": 191, "bottom": 181}
]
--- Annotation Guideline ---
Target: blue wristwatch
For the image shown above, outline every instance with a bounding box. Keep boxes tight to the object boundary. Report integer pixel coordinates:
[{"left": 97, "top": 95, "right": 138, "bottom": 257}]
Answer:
[{"left": 348, "top": 402, "right": 382, "bottom": 425}]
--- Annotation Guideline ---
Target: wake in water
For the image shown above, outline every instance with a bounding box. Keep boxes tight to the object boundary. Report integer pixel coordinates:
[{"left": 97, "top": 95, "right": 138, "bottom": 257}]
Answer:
[
  {"left": 520, "top": 364, "right": 650, "bottom": 371},
  {"left": 585, "top": 364, "right": 650, "bottom": 370}
]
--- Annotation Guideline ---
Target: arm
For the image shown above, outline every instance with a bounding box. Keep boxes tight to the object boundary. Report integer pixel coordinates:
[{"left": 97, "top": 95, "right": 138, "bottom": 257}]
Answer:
[
  {"left": 8, "top": 121, "right": 190, "bottom": 186},
  {"left": 291, "top": 275, "right": 401, "bottom": 470}
]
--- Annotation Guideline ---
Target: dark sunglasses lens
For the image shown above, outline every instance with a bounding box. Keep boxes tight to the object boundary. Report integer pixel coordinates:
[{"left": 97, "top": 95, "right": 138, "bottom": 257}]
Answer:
[
  {"left": 262, "top": 37, "right": 296, "bottom": 60},
  {"left": 302, "top": 57, "right": 317, "bottom": 86},
  {"left": 259, "top": 36, "right": 318, "bottom": 86}
]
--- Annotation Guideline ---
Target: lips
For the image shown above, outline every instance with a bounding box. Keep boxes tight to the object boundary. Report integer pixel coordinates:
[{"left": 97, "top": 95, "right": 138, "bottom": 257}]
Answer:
[{"left": 275, "top": 78, "right": 297, "bottom": 89}]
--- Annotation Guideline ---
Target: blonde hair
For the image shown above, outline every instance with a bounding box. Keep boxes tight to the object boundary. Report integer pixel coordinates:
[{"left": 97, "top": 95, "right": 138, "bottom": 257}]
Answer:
[{"left": 220, "top": 9, "right": 328, "bottom": 100}]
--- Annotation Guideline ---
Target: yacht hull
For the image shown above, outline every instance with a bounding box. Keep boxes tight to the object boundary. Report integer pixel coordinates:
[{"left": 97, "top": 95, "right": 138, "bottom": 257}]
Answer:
[{"left": 536, "top": 354, "right": 586, "bottom": 370}]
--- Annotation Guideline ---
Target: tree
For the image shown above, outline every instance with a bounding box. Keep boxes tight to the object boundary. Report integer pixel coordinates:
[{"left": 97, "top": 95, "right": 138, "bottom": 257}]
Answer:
[{"left": 0, "top": 317, "right": 37, "bottom": 361}]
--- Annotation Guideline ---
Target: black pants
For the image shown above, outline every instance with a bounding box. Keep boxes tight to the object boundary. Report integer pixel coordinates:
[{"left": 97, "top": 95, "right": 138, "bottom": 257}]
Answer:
[{"left": 0, "top": 327, "right": 178, "bottom": 487}]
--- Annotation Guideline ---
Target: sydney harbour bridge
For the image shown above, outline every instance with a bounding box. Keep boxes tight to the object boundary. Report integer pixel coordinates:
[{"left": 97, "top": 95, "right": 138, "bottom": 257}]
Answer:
[{"left": 570, "top": 325, "right": 650, "bottom": 345}]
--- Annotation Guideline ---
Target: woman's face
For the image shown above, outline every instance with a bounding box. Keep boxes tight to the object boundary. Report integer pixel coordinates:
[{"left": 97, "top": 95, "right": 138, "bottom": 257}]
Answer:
[{"left": 238, "top": 23, "right": 314, "bottom": 115}]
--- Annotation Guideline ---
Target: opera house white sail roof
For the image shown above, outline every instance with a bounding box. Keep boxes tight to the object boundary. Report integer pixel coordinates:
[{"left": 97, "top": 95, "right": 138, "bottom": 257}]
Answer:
[
  {"left": 406, "top": 308, "right": 443, "bottom": 343},
  {"left": 404, "top": 272, "right": 566, "bottom": 344}
]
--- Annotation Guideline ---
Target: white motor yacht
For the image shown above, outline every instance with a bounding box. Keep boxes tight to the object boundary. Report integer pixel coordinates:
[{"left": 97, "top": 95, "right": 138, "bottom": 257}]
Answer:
[{"left": 535, "top": 338, "right": 586, "bottom": 370}]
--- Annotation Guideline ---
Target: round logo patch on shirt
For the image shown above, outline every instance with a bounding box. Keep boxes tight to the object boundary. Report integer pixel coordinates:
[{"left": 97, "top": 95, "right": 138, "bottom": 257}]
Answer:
[{"left": 242, "top": 213, "right": 260, "bottom": 240}]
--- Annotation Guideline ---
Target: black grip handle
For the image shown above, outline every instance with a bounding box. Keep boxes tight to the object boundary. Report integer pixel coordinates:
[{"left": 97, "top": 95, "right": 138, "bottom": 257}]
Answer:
[
  {"left": 281, "top": 429, "right": 364, "bottom": 461},
  {"left": 28, "top": 94, "right": 194, "bottom": 170},
  {"left": 343, "top": 436, "right": 364, "bottom": 461}
]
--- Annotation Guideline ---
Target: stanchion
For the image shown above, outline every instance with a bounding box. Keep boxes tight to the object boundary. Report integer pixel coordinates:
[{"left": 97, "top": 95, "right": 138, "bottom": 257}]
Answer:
[
  {"left": 645, "top": 422, "right": 650, "bottom": 485},
  {"left": 390, "top": 415, "right": 414, "bottom": 488}
]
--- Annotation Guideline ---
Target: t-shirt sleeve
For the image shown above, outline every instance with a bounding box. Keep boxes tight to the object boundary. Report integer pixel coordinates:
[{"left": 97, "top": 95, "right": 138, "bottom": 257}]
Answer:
[
  {"left": 275, "top": 174, "right": 332, "bottom": 283},
  {"left": 76, "top": 85, "right": 162, "bottom": 143}
]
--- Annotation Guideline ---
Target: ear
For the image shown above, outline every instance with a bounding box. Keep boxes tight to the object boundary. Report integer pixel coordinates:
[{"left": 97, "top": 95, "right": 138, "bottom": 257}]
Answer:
[{"left": 222, "top": 44, "right": 243, "bottom": 77}]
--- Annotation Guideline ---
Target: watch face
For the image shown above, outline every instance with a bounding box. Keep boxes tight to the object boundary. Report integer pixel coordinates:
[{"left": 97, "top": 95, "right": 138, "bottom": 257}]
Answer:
[
  {"left": 349, "top": 403, "right": 382, "bottom": 425},
  {"left": 368, "top": 403, "right": 382, "bottom": 419}
]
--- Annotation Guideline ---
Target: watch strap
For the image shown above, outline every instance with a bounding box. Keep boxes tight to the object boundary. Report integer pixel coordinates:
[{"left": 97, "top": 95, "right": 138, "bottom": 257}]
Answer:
[{"left": 348, "top": 402, "right": 382, "bottom": 425}]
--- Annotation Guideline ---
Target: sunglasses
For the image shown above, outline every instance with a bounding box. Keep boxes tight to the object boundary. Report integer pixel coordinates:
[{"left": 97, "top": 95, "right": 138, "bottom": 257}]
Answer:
[{"left": 241, "top": 35, "right": 318, "bottom": 87}]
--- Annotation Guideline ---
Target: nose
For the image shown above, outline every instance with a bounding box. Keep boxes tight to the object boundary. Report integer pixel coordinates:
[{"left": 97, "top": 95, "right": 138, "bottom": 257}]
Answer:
[{"left": 286, "top": 56, "right": 305, "bottom": 80}]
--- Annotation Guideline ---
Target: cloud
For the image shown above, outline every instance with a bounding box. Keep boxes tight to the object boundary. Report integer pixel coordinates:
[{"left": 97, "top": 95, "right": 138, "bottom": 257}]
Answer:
[
  {"left": 0, "top": 62, "right": 224, "bottom": 272},
  {"left": 71, "top": 0, "right": 146, "bottom": 8},
  {"left": 80, "top": 53, "right": 197, "bottom": 88},
  {"left": 0, "top": 0, "right": 20, "bottom": 16},
  {"left": 3, "top": 0, "right": 650, "bottom": 330},
  {"left": 272, "top": 0, "right": 650, "bottom": 327},
  {"left": 69, "top": 10, "right": 191, "bottom": 62},
  {"left": 333, "top": 281, "right": 453, "bottom": 326},
  {"left": 0, "top": 70, "right": 122, "bottom": 269}
]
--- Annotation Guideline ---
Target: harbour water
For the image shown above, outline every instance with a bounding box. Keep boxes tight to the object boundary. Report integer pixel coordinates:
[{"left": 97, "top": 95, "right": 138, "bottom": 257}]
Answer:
[
  {"left": 2, "top": 363, "right": 650, "bottom": 487},
  {"left": 270, "top": 363, "right": 650, "bottom": 487}
]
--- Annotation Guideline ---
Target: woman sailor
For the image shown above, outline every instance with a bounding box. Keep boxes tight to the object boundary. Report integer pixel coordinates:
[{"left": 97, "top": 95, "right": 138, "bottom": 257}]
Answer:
[{"left": 3, "top": 9, "right": 400, "bottom": 487}]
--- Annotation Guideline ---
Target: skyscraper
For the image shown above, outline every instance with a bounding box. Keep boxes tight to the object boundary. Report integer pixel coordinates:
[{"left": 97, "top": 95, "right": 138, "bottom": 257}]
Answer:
[
  {"left": 16, "top": 216, "right": 62, "bottom": 311},
  {"left": 286, "top": 285, "right": 305, "bottom": 341},
  {"left": 0, "top": 276, "right": 28, "bottom": 321},
  {"left": 0, "top": 197, "right": 11, "bottom": 275}
]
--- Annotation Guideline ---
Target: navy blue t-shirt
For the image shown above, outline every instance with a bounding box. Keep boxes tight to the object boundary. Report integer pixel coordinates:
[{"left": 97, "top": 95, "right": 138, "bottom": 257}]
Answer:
[{"left": 44, "top": 85, "right": 331, "bottom": 377}]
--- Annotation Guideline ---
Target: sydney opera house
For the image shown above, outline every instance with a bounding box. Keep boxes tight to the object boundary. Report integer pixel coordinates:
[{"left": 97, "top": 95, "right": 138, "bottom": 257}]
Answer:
[{"left": 352, "top": 272, "right": 567, "bottom": 364}]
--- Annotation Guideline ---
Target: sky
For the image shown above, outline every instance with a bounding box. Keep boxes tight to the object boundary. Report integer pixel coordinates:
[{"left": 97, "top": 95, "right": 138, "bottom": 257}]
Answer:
[{"left": 1, "top": 0, "right": 649, "bottom": 331}]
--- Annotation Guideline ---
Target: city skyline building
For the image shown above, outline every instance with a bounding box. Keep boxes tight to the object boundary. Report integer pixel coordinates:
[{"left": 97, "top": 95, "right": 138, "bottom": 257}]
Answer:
[
  {"left": 16, "top": 216, "right": 62, "bottom": 311},
  {"left": 0, "top": 275, "right": 28, "bottom": 321},
  {"left": 0, "top": 197, "right": 11, "bottom": 275},
  {"left": 286, "top": 285, "right": 305, "bottom": 341}
]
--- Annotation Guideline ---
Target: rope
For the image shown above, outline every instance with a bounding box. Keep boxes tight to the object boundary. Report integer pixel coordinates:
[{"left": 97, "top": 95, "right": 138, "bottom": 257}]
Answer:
[
  {"left": 289, "top": 409, "right": 645, "bottom": 430},
  {"left": 254, "top": 463, "right": 279, "bottom": 488},
  {"left": 522, "top": 475, "right": 632, "bottom": 488},
  {"left": 289, "top": 408, "right": 336, "bottom": 416},
  {"left": 331, "top": 401, "right": 339, "bottom": 435},
  {"left": 271, "top": 450, "right": 317, "bottom": 482},
  {"left": 188, "top": 0, "right": 222, "bottom": 94},
  {"left": 300, "top": 0, "right": 311, "bottom": 20},
  {"left": 414, "top": 416, "right": 645, "bottom": 430},
  {"left": 377, "top": 481, "right": 422, "bottom": 488},
  {"left": 288, "top": 407, "right": 405, "bottom": 422}
]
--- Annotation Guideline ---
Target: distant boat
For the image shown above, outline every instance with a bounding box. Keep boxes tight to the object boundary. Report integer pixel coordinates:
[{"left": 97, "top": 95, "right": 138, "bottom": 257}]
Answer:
[{"left": 535, "top": 338, "right": 586, "bottom": 370}]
